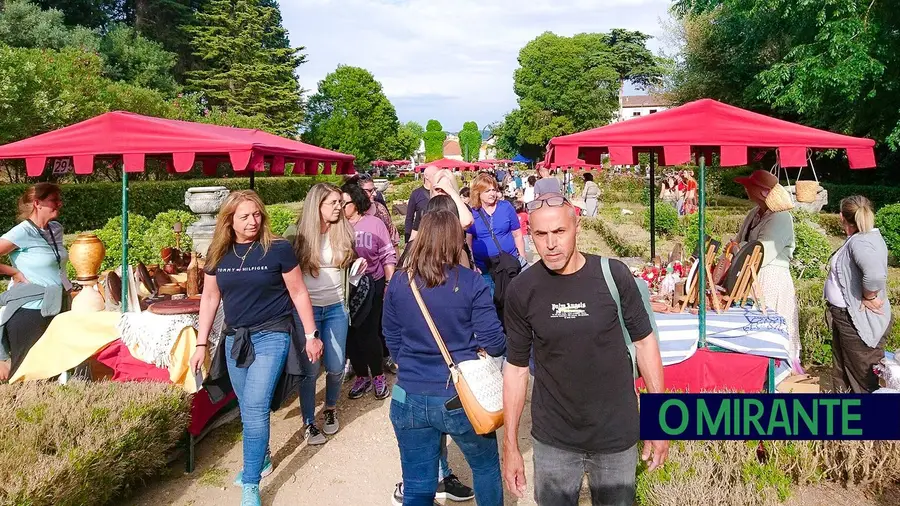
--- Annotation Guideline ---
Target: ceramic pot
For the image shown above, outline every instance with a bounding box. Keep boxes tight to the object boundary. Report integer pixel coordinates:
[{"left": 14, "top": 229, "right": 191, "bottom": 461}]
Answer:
[
  {"left": 71, "top": 284, "right": 105, "bottom": 313},
  {"left": 69, "top": 233, "right": 105, "bottom": 284}
]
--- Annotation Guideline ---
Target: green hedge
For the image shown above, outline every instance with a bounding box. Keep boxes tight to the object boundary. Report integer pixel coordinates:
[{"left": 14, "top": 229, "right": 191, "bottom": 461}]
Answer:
[
  {"left": 820, "top": 183, "right": 900, "bottom": 213},
  {"left": 0, "top": 176, "right": 342, "bottom": 234}
]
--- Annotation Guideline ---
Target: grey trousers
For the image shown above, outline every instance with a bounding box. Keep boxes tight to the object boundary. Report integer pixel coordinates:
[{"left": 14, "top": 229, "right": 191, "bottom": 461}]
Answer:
[{"left": 533, "top": 439, "right": 637, "bottom": 506}]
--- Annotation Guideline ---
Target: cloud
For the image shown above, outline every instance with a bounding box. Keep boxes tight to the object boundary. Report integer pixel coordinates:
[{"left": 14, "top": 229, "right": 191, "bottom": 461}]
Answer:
[{"left": 281, "top": 0, "right": 671, "bottom": 130}]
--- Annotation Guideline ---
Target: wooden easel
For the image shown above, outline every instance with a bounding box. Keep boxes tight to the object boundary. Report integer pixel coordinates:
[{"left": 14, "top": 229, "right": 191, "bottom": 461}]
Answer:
[
  {"left": 680, "top": 243, "right": 722, "bottom": 313},
  {"left": 723, "top": 245, "right": 767, "bottom": 313}
]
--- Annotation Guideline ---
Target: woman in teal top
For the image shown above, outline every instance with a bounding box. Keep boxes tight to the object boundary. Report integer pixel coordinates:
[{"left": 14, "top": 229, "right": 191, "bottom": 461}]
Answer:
[{"left": 0, "top": 183, "right": 69, "bottom": 381}]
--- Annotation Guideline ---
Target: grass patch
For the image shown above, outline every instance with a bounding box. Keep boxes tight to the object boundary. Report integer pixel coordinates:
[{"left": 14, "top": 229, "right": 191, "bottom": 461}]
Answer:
[
  {"left": 583, "top": 217, "right": 648, "bottom": 258},
  {"left": 0, "top": 381, "right": 190, "bottom": 506},
  {"left": 197, "top": 466, "right": 230, "bottom": 488}
]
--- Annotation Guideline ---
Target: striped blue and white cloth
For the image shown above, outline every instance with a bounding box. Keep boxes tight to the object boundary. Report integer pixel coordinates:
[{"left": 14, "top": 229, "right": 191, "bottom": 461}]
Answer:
[{"left": 654, "top": 308, "right": 791, "bottom": 366}]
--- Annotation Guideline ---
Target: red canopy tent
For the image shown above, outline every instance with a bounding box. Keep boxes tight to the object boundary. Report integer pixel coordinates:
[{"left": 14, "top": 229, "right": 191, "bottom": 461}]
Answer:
[
  {"left": 543, "top": 98, "right": 877, "bottom": 345},
  {"left": 0, "top": 111, "right": 356, "bottom": 309},
  {"left": 415, "top": 158, "right": 480, "bottom": 171}
]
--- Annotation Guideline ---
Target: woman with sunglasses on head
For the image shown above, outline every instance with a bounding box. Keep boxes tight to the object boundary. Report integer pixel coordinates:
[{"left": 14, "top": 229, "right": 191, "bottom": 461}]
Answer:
[
  {"left": 285, "top": 183, "right": 359, "bottom": 444},
  {"left": 0, "top": 183, "right": 70, "bottom": 382},
  {"left": 466, "top": 173, "right": 527, "bottom": 292},
  {"left": 189, "top": 190, "right": 319, "bottom": 506},
  {"left": 357, "top": 175, "right": 400, "bottom": 248},
  {"left": 341, "top": 183, "right": 397, "bottom": 400}
]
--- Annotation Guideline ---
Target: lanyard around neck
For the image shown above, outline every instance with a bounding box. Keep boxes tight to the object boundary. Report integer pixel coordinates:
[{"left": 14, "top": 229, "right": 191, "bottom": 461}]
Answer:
[{"left": 27, "top": 219, "right": 61, "bottom": 268}]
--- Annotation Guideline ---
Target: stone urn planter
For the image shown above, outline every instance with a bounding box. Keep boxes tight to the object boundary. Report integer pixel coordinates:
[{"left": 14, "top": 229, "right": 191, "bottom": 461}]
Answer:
[
  {"left": 69, "top": 233, "right": 105, "bottom": 284},
  {"left": 185, "top": 186, "right": 230, "bottom": 257}
]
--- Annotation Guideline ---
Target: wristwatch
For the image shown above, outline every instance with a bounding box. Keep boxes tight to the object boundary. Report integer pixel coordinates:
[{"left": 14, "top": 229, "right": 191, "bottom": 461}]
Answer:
[{"left": 305, "top": 330, "right": 320, "bottom": 340}]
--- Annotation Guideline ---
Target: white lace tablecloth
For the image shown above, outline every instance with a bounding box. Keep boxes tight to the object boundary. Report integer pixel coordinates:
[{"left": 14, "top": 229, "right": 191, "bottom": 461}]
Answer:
[{"left": 117, "top": 303, "right": 224, "bottom": 368}]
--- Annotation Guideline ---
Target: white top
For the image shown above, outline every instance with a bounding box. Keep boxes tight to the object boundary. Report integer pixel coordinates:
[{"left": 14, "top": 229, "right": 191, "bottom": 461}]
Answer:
[
  {"left": 523, "top": 186, "right": 535, "bottom": 203},
  {"left": 302, "top": 234, "right": 344, "bottom": 307},
  {"left": 824, "top": 236, "right": 852, "bottom": 308}
]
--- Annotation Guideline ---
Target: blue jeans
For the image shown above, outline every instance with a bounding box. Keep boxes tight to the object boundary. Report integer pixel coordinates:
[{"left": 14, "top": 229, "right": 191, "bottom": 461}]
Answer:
[
  {"left": 390, "top": 387, "right": 502, "bottom": 506},
  {"left": 224, "top": 330, "right": 290, "bottom": 486},
  {"left": 296, "top": 303, "right": 349, "bottom": 425}
]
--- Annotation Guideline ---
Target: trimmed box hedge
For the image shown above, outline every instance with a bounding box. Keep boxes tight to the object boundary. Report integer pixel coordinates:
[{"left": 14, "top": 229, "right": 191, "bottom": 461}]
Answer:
[{"left": 0, "top": 175, "right": 342, "bottom": 234}]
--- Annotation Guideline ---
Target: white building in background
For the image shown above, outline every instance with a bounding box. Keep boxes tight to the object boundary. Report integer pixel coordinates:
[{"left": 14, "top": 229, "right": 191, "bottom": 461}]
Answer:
[{"left": 616, "top": 95, "right": 670, "bottom": 121}]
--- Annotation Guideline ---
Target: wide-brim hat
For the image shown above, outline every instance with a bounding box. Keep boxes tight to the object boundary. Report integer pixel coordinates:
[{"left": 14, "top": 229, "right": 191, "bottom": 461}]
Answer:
[
  {"left": 764, "top": 184, "right": 794, "bottom": 212},
  {"left": 735, "top": 170, "right": 793, "bottom": 212}
]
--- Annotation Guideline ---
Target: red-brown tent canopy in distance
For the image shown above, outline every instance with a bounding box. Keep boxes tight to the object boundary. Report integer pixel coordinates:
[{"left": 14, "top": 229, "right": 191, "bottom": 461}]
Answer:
[
  {"left": 544, "top": 98, "right": 876, "bottom": 169},
  {"left": 415, "top": 158, "right": 480, "bottom": 171},
  {"left": 0, "top": 111, "right": 356, "bottom": 176}
]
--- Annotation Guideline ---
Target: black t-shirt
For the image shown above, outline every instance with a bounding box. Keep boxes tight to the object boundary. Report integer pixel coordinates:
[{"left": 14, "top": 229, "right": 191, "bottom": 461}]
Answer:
[
  {"left": 209, "top": 240, "right": 299, "bottom": 328},
  {"left": 504, "top": 254, "right": 652, "bottom": 454},
  {"left": 404, "top": 186, "right": 431, "bottom": 242}
]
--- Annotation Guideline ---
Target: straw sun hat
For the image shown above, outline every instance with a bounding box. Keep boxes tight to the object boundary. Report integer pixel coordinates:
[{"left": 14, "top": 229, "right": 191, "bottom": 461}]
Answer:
[{"left": 734, "top": 170, "right": 794, "bottom": 213}]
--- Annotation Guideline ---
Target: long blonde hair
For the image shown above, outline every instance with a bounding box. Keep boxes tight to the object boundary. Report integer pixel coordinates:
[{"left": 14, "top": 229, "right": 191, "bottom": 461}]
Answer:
[
  {"left": 840, "top": 195, "right": 876, "bottom": 234},
  {"left": 293, "top": 183, "right": 355, "bottom": 277},
  {"left": 205, "top": 190, "right": 278, "bottom": 269}
]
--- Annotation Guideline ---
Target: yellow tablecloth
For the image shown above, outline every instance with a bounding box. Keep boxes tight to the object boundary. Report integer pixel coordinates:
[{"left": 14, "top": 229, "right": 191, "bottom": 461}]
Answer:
[
  {"left": 10, "top": 311, "right": 121, "bottom": 383},
  {"left": 10, "top": 310, "right": 204, "bottom": 393}
]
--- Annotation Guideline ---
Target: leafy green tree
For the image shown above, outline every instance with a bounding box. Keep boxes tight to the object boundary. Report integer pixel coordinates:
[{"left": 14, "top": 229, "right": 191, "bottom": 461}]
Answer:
[
  {"left": 0, "top": 0, "right": 73, "bottom": 48},
  {"left": 100, "top": 23, "right": 177, "bottom": 95},
  {"left": 423, "top": 119, "right": 446, "bottom": 162},
  {"left": 36, "top": 0, "right": 123, "bottom": 29},
  {"left": 390, "top": 121, "right": 423, "bottom": 160},
  {"left": 458, "top": 121, "right": 481, "bottom": 162},
  {"left": 501, "top": 30, "right": 662, "bottom": 159},
  {"left": 302, "top": 65, "right": 402, "bottom": 165},
  {"left": 185, "top": 0, "right": 305, "bottom": 136},
  {"left": 670, "top": 0, "right": 900, "bottom": 155}
]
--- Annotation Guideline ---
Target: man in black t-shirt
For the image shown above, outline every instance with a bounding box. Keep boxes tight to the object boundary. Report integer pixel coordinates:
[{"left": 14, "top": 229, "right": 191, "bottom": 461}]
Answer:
[
  {"left": 404, "top": 165, "right": 438, "bottom": 243},
  {"left": 501, "top": 193, "right": 668, "bottom": 506}
]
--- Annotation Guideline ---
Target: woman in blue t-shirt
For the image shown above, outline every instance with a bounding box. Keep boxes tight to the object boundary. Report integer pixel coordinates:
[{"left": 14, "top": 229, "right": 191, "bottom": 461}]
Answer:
[
  {"left": 189, "top": 190, "right": 319, "bottom": 506},
  {"left": 0, "top": 183, "right": 69, "bottom": 382},
  {"left": 465, "top": 173, "right": 527, "bottom": 289}
]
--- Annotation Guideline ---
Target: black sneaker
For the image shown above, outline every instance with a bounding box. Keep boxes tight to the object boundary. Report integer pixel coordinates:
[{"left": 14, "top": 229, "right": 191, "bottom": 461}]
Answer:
[
  {"left": 383, "top": 356, "right": 399, "bottom": 374},
  {"left": 391, "top": 482, "right": 441, "bottom": 506},
  {"left": 436, "top": 474, "right": 475, "bottom": 502}
]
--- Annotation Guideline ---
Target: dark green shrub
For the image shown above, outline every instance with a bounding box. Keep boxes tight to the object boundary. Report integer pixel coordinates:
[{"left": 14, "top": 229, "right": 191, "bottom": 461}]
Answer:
[
  {"left": 643, "top": 202, "right": 679, "bottom": 237},
  {"left": 94, "top": 213, "right": 155, "bottom": 271},
  {"left": 385, "top": 179, "right": 422, "bottom": 203},
  {"left": 814, "top": 213, "right": 844, "bottom": 237},
  {"left": 145, "top": 210, "right": 197, "bottom": 261},
  {"left": 876, "top": 203, "right": 900, "bottom": 264},
  {"left": 820, "top": 183, "right": 900, "bottom": 213},
  {"left": 791, "top": 220, "right": 831, "bottom": 279},
  {"left": 267, "top": 205, "right": 296, "bottom": 236},
  {"left": 708, "top": 166, "right": 754, "bottom": 199},
  {"left": 0, "top": 381, "right": 190, "bottom": 506},
  {"left": 0, "top": 175, "right": 341, "bottom": 234},
  {"left": 680, "top": 213, "right": 719, "bottom": 254}
]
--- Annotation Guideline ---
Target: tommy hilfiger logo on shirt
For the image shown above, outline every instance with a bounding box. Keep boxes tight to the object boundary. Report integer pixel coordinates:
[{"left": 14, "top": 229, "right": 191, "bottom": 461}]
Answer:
[{"left": 551, "top": 302, "right": 589, "bottom": 319}]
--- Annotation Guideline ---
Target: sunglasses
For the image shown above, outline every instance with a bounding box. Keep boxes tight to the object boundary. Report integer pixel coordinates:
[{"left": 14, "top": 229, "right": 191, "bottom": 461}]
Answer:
[
  {"left": 358, "top": 174, "right": 373, "bottom": 181},
  {"left": 362, "top": 187, "right": 376, "bottom": 194},
  {"left": 526, "top": 195, "right": 570, "bottom": 213}
]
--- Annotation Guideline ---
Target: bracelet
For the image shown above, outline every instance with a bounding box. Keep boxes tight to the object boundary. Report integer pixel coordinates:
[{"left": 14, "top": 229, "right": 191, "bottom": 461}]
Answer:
[
  {"left": 864, "top": 295, "right": 878, "bottom": 301},
  {"left": 195, "top": 343, "right": 207, "bottom": 347}
]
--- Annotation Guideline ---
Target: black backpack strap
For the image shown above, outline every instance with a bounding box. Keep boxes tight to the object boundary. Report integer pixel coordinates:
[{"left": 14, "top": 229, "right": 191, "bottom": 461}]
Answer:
[{"left": 477, "top": 208, "right": 504, "bottom": 254}]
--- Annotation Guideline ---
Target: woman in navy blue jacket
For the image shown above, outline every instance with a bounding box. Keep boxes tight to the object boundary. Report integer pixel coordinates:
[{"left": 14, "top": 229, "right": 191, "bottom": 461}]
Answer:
[{"left": 383, "top": 210, "right": 506, "bottom": 506}]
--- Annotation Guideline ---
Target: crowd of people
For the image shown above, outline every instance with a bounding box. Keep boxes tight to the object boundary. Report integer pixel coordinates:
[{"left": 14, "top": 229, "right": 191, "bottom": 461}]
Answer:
[
  {"left": 0, "top": 167, "right": 893, "bottom": 506},
  {"left": 658, "top": 169, "right": 698, "bottom": 216}
]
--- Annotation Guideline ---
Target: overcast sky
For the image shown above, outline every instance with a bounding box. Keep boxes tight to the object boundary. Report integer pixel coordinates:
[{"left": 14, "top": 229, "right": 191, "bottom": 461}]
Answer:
[{"left": 281, "top": 0, "right": 673, "bottom": 131}]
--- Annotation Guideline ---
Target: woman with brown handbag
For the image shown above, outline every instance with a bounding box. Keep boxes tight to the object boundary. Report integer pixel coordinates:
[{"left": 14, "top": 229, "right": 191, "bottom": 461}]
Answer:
[{"left": 384, "top": 210, "right": 506, "bottom": 506}]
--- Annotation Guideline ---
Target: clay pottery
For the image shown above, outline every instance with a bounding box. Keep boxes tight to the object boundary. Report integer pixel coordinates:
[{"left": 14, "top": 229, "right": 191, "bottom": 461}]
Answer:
[
  {"left": 71, "top": 284, "right": 105, "bottom": 313},
  {"left": 69, "top": 233, "right": 106, "bottom": 283},
  {"left": 161, "top": 247, "right": 173, "bottom": 264},
  {"left": 186, "top": 252, "right": 200, "bottom": 297},
  {"left": 153, "top": 269, "right": 172, "bottom": 289},
  {"left": 159, "top": 283, "right": 185, "bottom": 296},
  {"left": 164, "top": 262, "right": 177, "bottom": 275}
]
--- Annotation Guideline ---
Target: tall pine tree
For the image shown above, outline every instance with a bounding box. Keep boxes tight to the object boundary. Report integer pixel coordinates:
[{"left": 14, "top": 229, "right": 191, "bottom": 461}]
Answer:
[{"left": 185, "top": 0, "right": 305, "bottom": 136}]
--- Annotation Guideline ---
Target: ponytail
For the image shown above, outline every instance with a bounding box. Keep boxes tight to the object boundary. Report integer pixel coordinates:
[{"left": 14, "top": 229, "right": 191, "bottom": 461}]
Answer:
[
  {"left": 17, "top": 183, "right": 60, "bottom": 222},
  {"left": 840, "top": 195, "right": 875, "bottom": 234}
]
